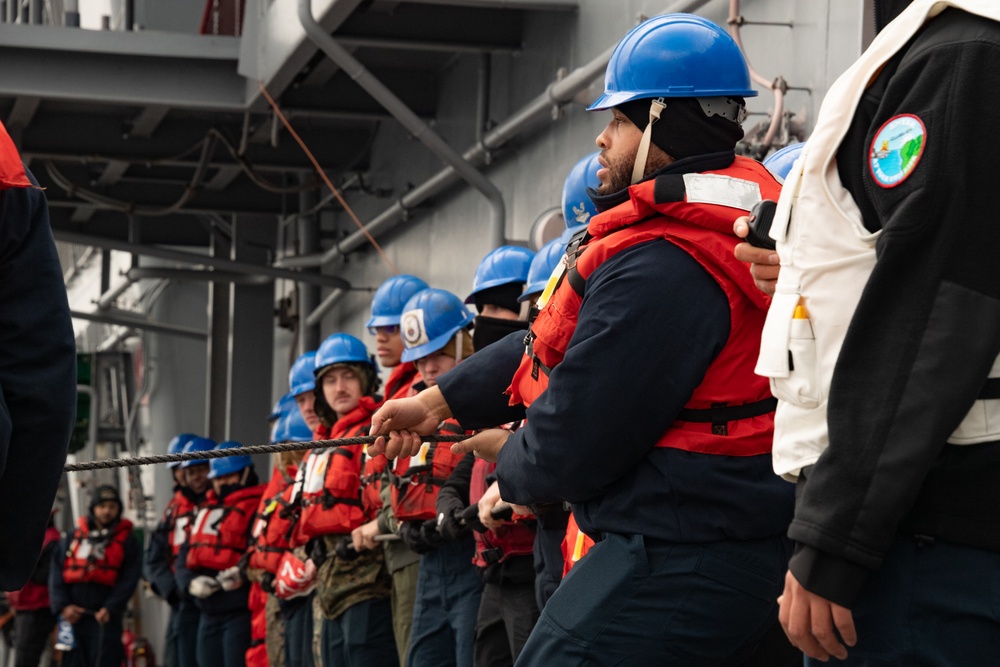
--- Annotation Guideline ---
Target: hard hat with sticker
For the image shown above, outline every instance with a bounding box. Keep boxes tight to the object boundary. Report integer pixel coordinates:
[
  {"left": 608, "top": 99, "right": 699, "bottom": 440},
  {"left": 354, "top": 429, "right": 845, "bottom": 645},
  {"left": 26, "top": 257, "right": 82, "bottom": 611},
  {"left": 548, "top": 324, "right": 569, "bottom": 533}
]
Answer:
[{"left": 869, "top": 114, "right": 925, "bottom": 188}]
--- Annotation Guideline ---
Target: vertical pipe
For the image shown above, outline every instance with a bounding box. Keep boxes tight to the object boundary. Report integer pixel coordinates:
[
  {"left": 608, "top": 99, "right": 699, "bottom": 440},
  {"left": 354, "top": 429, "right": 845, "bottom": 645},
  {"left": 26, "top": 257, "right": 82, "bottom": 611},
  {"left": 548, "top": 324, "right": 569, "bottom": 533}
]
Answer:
[
  {"left": 476, "top": 53, "right": 491, "bottom": 146},
  {"left": 124, "top": 0, "right": 134, "bottom": 30},
  {"left": 101, "top": 14, "right": 110, "bottom": 29},
  {"left": 30, "top": 0, "right": 41, "bottom": 24},
  {"left": 100, "top": 249, "right": 112, "bottom": 295},
  {"left": 297, "top": 179, "right": 321, "bottom": 352},
  {"left": 65, "top": 0, "right": 80, "bottom": 26}
]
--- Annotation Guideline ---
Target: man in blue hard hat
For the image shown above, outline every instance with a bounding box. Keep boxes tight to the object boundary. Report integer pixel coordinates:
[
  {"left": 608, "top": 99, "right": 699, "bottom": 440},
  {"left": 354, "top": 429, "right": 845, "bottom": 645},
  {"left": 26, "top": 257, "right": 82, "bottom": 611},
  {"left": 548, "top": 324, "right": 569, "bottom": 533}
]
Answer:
[{"left": 370, "top": 13, "right": 794, "bottom": 665}]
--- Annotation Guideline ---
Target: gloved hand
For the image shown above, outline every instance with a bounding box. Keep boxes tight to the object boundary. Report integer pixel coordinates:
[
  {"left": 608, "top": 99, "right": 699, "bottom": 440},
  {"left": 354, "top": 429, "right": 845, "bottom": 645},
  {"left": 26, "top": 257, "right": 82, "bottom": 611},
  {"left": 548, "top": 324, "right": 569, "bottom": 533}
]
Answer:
[
  {"left": 437, "top": 507, "right": 469, "bottom": 541},
  {"left": 260, "top": 572, "right": 276, "bottom": 594},
  {"left": 460, "top": 503, "right": 488, "bottom": 533},
  {"left": 399, "top": 520, "right": 440, "bottom": 555},
  {"left": 188, "top": 576, "right": 221, "bottom": 599},
  {"left": 274, "top": 553, "right": 317, "bottom": 600},
  {"left": 216, "top": 566, "right": 243, "bottom": 592}
]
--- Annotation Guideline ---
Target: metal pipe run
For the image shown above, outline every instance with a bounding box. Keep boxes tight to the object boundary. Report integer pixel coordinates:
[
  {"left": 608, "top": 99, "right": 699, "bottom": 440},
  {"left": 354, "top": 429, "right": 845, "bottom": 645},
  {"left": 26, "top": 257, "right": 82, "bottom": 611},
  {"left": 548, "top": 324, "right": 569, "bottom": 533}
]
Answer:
[
  {"left": 53, "top": 229, "right": 352, "bottom": 291},
  {"left": 278, "top": 0, "right": 710, "bottom": 269},
  {"left": 71, "top": 309, "right": 208, "bottom": 340},
  {"left": 125, "top": 267, "right": 273, "bottom": 285},
  {"left": 298, "top": 0, "right": 506, "bottom": 250},
  {"left": 304, "top": 288, "right": 347, "bottom": 328},
  {"left": 95, "top": 273, "right": 137, "bottom": 310}
]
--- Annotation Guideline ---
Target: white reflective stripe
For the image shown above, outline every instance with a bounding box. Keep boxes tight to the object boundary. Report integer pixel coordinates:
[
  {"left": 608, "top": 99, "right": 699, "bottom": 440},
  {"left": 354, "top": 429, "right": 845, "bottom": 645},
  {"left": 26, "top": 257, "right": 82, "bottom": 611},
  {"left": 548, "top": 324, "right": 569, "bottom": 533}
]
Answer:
[{"left": 682, "top": 174, "right": 761, "bottom": 211}]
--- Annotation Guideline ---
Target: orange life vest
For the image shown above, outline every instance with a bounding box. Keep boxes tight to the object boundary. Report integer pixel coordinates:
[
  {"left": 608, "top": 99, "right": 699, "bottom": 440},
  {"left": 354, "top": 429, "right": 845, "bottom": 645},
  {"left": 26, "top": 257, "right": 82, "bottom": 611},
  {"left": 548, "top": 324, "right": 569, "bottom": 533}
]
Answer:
[
  {"left": 384, "top": 362, "right": 419, "bottom": 402},
  {"left": 245, "top": 582, "right": 269, "bottom": 667},
  {"left": 163, "top": 489, "right": 200, "bottom": 560},
  {"left": 186, "top": 484, "right": 266, "bottom": 572},
  {"left": 509, "top": 157, "right": 780, "bottom": 456},
  {"left": 0, "top": 120, "right": 32, "bottom": 191},
  {"left": 248, "top": 465, "right": 299, "bottom": 574},
  {"left": 390, "top": 419, "right": 467, "bottom": 522},
  {"left": 62, "top": 517, "right": 133, "bottom": 587},
  {"left": 469, "top": 459, "right": 535, "bottom": 568},
  {"left": 561, "top": 513, "right": 594, "bottom": 577},
  {"left": 295, "top": 397, "right": 378, "bottom": 543}
]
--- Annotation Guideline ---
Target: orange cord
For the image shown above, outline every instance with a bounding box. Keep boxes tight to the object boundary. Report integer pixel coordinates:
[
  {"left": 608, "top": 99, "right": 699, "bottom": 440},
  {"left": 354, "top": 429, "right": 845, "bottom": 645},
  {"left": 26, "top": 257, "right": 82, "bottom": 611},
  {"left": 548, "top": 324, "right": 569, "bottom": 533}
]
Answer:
[{"left": 258, "top": 81, "right": 398, "bottom": 275}]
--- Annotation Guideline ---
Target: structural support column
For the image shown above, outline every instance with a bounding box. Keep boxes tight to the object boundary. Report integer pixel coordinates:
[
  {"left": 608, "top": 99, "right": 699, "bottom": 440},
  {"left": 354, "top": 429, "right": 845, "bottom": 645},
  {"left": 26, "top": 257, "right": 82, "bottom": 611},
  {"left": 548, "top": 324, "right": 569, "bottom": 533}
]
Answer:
[
  {"left": 205, "top": 230, "right": 231, "bottom": 438},
  {"left": 297, "top": 181, "right": 321, "bottom": 353}
]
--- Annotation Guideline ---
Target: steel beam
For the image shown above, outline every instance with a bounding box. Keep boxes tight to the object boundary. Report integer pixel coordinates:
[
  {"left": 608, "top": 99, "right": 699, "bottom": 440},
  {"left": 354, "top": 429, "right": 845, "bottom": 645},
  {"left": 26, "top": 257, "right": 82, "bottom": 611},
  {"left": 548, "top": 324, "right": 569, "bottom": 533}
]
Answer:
[{"left": 52, "top": 229, "right": 352, "bottom": 290}]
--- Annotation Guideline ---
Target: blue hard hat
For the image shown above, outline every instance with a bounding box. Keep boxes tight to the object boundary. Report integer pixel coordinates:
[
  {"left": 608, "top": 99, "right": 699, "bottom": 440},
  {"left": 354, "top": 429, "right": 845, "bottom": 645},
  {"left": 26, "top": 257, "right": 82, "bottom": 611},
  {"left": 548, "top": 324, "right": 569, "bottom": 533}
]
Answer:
[
  {"left": 400, "top": 289, "right": 475, "bottom": 363},
  {"left": 314, "top": 332, "right": 379, "bottom": 400},
  {"left": 166, "top": 433, "right": 198, "bottom": 469},
  {"left": 519, "top": 237, "right": 568, "bottom": 302},
  {"left": 367, "top": 275, "right": 430, "bottom": 329},
  {"left": 465, "top": 246, "right": 535, "bottom": 304},
  {"left": 269, "top": 393, "right": 297, "bottom": 423},
  {"left": 562, "top": 152, "right": 602, "bottom": 233},
  {"left": 208, "top": 441, "right": 253, "bottom": 480},
  {"left": 289, "top": 351, "right": 318, "bottom": 397},
  {"left": 178, "top": 436, "right": 216, "bottom": 470},
  {"left": 277, "top": 408, "right": 314, "bottom": 442},
  {"left": 763, "top": 142, "right": 805, "bottom": 183},
  {"left": 588, "top": 14, "right": 756, "bottom": 112}
]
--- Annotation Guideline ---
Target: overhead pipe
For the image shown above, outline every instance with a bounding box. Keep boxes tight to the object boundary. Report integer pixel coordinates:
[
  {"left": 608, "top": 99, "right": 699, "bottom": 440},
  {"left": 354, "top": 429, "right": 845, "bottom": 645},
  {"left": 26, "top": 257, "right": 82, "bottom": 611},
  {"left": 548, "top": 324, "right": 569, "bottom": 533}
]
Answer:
[
  {"left": 278, "top": 0, "right": 711, "bottom": 269},
  {"left": 53, "top": 229, "right": 352, "bottom": 291},
  {"left": 70, "top": 309, "right": 208, "bottom": 340},
  {"left": 298, "top": 0, "right": 506, "bottom": 250},
  {"left": 305, "top": 288, "right": 347, "bottom": 328},
  {"left": 391, "top": 0, "right": 578, "bottom": 9},
  {"left": 95, "top": 273, "right": 138, "bottom": 310},
  {"left": 126, "top": 266, "right": 273, "bottom": 285}
]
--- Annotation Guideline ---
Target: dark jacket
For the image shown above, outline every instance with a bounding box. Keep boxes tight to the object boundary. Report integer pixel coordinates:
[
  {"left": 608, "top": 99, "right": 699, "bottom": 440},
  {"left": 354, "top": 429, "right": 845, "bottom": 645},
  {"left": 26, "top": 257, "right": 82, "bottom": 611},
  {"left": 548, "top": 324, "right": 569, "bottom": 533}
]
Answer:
[
  {"left": 789, "top": 7, "right": 1000, "bottom": 607},
  {"left": 0, "top": 156, "right": 76, "bottom": 590}
]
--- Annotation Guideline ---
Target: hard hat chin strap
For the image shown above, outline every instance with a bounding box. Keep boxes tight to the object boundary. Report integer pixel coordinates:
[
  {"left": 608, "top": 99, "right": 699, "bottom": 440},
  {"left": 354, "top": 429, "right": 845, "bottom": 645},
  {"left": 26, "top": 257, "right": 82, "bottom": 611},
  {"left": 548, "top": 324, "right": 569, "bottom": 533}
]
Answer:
[
  {"left": 454, "top": 331, "right": 464, "bottom": 363},
  {"left": 631, "top": 98, "right": 666, "bottom": 185}
]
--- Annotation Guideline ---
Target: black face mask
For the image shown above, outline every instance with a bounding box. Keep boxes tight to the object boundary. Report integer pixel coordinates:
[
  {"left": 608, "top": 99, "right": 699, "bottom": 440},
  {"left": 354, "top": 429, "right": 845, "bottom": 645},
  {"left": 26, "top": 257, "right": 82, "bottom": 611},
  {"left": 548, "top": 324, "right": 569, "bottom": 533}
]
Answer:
[
  {"left": 472, "top": 315, "right": 526, "bottom": 352},
  {"left": 216, "top": 483, "right": 243, "bottom": 501}
]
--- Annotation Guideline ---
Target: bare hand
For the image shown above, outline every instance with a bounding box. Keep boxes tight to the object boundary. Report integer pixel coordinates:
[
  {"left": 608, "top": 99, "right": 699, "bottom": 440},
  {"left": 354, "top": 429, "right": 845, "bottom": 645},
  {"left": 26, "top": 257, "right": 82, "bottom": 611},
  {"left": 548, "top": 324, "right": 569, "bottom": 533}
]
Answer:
[
  {"left": 451, "top": 428, "right": 510, "bottom": 463},
  {"left": 510, "top": 503, "right": 532, "bottom": 516},
  {"left": 62, "top": 604, "right": 85, "bottom": 624},
  {"left": 352, "top": 519, "right": 381, "bottom": 551},
  {"left": 734, "top": 216, "right": 780, "bottom": 296},
  {"left": 369, "top": 389, "right": 449, "bottom": 459},
  {"left": 778, "top": 570, "right": 857, "bottom": 661},
  {"left": 478, "top": 481, "right": 505, "bottom": 530},
  {"left": 94, "top": 608, "right": 111, "bottom": 624}
]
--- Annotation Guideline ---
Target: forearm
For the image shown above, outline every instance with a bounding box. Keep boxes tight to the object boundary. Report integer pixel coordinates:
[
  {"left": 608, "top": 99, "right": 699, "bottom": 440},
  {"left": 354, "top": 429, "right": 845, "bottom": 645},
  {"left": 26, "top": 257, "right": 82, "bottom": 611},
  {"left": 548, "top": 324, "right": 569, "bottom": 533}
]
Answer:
[{"left": 437, "top": 331, "right": 527, "bottom": 428}]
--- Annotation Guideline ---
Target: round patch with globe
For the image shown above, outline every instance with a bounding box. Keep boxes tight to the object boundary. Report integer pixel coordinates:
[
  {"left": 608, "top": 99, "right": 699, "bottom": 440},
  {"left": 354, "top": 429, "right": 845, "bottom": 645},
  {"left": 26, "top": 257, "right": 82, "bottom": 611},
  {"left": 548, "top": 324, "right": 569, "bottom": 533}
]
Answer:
[{"left": 869, "top": 114, "right": 926, "bottom": 188}]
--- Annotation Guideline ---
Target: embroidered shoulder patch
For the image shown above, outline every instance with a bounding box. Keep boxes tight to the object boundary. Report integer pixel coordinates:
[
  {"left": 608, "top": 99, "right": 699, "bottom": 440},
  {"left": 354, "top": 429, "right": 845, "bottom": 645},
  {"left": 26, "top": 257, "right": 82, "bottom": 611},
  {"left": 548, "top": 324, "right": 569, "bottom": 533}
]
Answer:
[{"left": 869, "top": 114, "right": 925, "bottom": 188}]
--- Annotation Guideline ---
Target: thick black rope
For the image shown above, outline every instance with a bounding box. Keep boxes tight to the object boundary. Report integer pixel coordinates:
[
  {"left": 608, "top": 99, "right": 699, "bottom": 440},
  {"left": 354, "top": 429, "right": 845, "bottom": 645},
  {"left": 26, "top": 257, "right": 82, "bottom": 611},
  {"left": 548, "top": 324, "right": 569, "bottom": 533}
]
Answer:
[{"left": 64, "top": 434, "right": 470, "bottom": 472}]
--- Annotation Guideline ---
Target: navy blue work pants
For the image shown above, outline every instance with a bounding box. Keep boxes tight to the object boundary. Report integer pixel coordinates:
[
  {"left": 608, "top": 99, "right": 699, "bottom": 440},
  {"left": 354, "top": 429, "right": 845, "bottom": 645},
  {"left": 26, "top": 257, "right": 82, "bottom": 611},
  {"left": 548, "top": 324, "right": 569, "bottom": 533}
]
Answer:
[
  {"left": 515, "top": 533, "right": 790, "bottom": 666},
  {"left": 806, "top": 536, "right": 1000, "bottom": 666},
  {"left": 281, "top": 593, "right": 315, "bottom": 667},
  {"left": 407, "top": 539, "right": 483, "bottom": 667},
  {"left": 196, "top": 609, "right": 250, "bottom": 667},
  {"left": 174, "top": 597, "right": 201, "bottom": 667},
  {"left": 320, "top": 597, "right": 397, "bottom": 667},
  {"left": 63, "top": 614, "right": 123, "bottom": 667}
]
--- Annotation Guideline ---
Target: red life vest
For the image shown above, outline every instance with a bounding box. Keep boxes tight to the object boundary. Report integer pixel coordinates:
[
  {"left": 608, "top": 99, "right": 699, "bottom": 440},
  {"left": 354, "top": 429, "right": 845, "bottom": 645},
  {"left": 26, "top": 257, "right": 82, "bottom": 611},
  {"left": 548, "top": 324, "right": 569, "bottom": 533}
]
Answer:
[
  {"left": 509, "top": 157, "right": 780, "bottom": 457},
  {"left": 295, "top": 397, "right": 378, "bottom": 543},
  {"left": 248, "top": 465, "right": 299, "bottom": 574},
  {"left": 469, "top": 459, "right": 535, "bottom": 568},
  {"left": 385, "top": 362, "right": 419, "bottom": 401},
  {"left": 163, "top": 488, "right": 200, "bottom": 560},
  {"left": 390, "top": 419, "right": 466, "bottom": 522},
  {"left": 8, "top": 526, "right": 61, "bottom": 610},
  {"left": 62, "top": 517, "right": 134, "bottom": 587},
  {"left": 561, "top": 513, "right": 594, "bottom": 577},
  {"left": 0, "top": 120, "right": 31, "bottom": 191},
  {"left": 186, "top": 484, "right": 266, "bottom": 573},
  {"left": 361, "top": 453, "right": 388, "bottom": 517}
]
